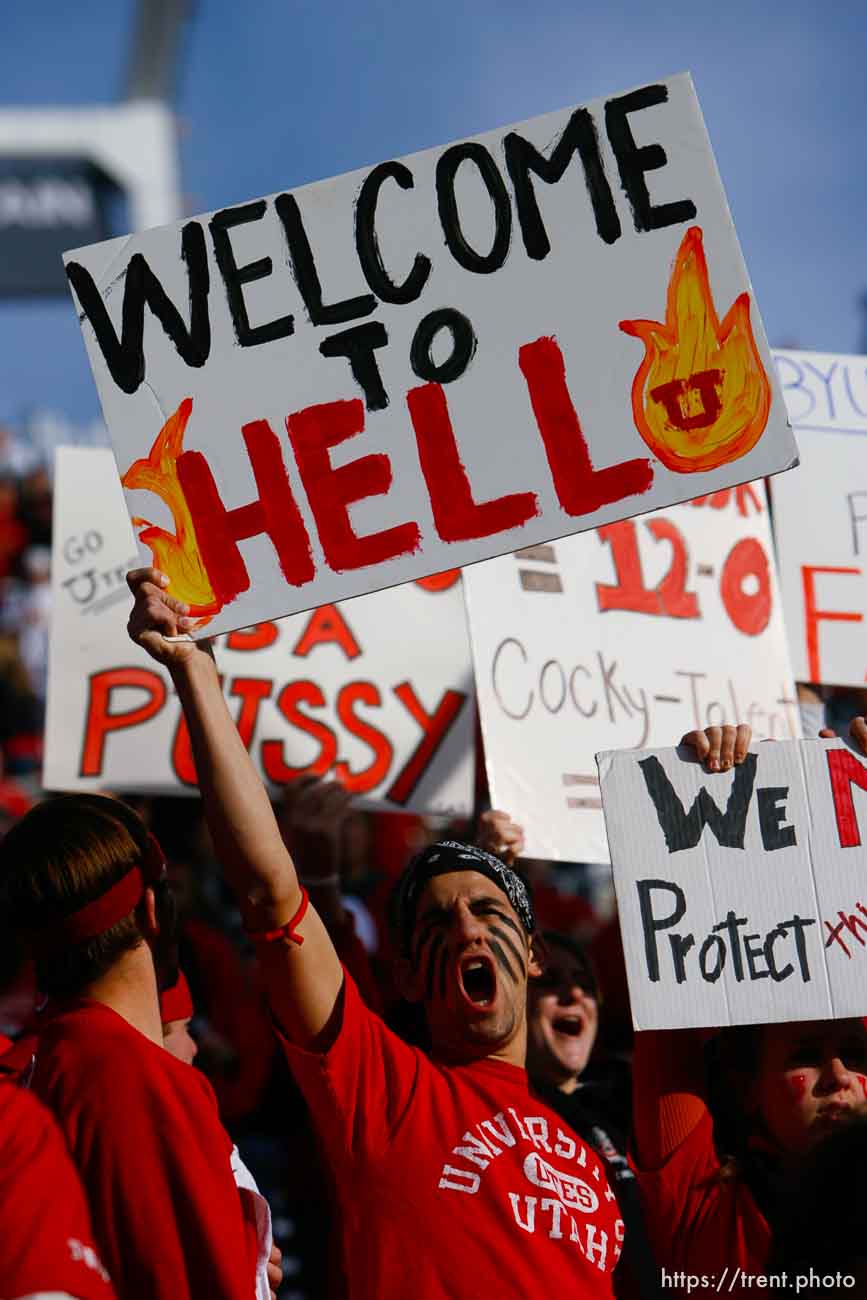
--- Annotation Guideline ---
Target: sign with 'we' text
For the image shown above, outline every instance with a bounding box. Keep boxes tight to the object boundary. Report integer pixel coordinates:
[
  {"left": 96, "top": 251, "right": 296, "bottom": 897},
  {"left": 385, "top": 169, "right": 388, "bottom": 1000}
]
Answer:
[
  {"left": 599, "top": 738, "right": 867, "bottom": 1029},
  {"left": 65, "top": 73, "right": 796, "bottom": 637},
  {"left": 45, "top": 447, "right": 474, "bottom": 811}
]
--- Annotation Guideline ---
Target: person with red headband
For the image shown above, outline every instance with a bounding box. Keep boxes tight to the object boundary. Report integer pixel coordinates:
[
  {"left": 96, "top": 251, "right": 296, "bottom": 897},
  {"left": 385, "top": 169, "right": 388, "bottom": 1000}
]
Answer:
[
  {"left": 159, "top": 970, "right": 284, "bottom": 1300},
  {"left": 0, "top": 793, "right": 258, "bottom": 1300},
  {"left": 126, "top": 567, "right": 624, "bottom": 1300},
  {"left": 0, "top": 1082, "right": 117, "bottom": 1299}
]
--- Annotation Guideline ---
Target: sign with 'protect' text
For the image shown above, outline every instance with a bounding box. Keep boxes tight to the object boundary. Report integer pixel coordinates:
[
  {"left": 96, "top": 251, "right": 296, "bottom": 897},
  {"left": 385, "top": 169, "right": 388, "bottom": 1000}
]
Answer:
[
  {"left": 771, "top": 348, "right": 867, "bottom": 687},
  {"left": 45, "top": 448, "right": 474, "bottom": 812},
  {"left": 66, "top": 74, "right": 796, "bottom": 637},
  {"left": 463, "top": 481, "right": 799, "bottom": 863},
  {"left": 599, "top": 738, "right": 867, "bottom": 1029}
]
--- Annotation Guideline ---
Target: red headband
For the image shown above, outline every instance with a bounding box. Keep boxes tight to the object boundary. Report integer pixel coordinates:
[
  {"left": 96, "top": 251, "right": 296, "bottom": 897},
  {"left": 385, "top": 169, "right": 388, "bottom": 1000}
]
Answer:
[
  {"left": 160, "top": 971, "right": 194, "bottom": 1023},
  {"left": 24, "top": 833, "right": 167, "bottom": 957}
]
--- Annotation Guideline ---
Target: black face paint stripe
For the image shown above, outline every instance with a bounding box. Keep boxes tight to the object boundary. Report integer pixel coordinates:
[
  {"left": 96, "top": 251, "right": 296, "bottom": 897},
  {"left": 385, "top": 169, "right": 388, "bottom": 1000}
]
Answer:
[
  {"left": 489, "top": 937, "right": 519, "bottom": 983},
  {"left": 490, "top": 925, "right": 525, "bottom": 971},
  {"left": 437, "top": 942, "right": 449, "bottom": 1000},
  {"left": 488, "top": 909, "right": 523, "bottom": 940},
  {"left": 423, "top": 932, "right": 444, "bottom": 1002}
]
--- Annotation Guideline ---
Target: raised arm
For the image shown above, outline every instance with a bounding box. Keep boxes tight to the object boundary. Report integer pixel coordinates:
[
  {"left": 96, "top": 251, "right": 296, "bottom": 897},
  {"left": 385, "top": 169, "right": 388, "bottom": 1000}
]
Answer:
[
  {"left": 632, "top": 723, "right": 751, "bottom": 1168},
  {"left": 127, "top": 568, "right": 343, "bottom": 1046}
]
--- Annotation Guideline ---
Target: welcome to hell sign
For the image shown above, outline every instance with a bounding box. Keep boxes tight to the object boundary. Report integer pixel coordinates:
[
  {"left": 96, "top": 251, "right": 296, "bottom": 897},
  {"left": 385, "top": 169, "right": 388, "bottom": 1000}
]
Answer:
[
  {"left": 599, "top": 738, "right": 867, "bottom": 1029},
  {"left": 65, "top": 73, "right": 798, "bottom": 637}
]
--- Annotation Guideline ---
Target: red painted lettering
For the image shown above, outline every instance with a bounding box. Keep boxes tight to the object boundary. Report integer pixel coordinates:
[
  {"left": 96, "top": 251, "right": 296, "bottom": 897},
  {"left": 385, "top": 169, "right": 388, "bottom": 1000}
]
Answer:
[
  {"left": 292, "top": 604, "right": 361, "bottom": 660},
  {"left": 80, "top": 668, "right": 166, "bottom": 777},
  {"left": 260, "top": 681, "right": 337, "bottom": 782},
  {"left": 286, "top": 397, "right": 420, "bottom": 571},
  {"left": 801, "top": 565, "right": 862, "bottom": 683},
  {"left": 827, "top": 748, "right": 867, "bottom": 848},
  {"left": 178, "top": 419, "right": 315, "bottom": 606},
  {"left": 407, "top": 383, "right": 538, "bottom": 542},
  {"left": 387, "top": 682, "right": 467, "bottom": 805},
  {"left": 333, "top": 682, "right": 393, "bottom": 793},
  {"left": 226, "top": 622, "right": 279, "bottom": 651},
  {"left": 519, "top": 336, "right": 653, "bottom": 516}
]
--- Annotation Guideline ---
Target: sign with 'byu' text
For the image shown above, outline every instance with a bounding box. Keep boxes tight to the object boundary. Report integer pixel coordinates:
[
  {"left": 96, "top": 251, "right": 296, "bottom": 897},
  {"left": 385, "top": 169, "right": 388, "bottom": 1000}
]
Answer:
[
  {"left": 65, "top": 74, "right": 797, "bottom": 636},
  {"left": 770, "top": 349, "right": 867, "bottom": 687},
  {"left": 599, "top": 739, "right": 867, "bottom": 1029}
]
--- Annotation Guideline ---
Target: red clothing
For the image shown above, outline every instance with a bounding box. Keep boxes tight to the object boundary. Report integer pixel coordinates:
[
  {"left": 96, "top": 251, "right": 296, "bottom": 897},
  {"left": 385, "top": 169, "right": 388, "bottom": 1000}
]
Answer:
[
  {"left": 280, "top": 971, "right": 623, "bottom": 1299},
  {"left": 29, "top": 1000, "right": 255, "bottom": 1300},
  {"left": 0, "top": 1081, "right": 116, "bottom": 1300},
  {"left": 632, "top": 1032, "right": 771, "bottom": 1295},
  {"left": 634, "top": 1111, "right": 770, "bottom": 1293}
]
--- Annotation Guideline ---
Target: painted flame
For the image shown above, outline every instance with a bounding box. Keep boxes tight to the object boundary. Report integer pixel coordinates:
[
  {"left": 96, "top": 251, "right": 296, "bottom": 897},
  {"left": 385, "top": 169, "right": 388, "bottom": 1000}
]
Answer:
[
  {"left": 619, "top": 226, "right": 771, "bottom": 474},
  {"left": 121, "top": 398, "right": 220, "bottom": 623}
]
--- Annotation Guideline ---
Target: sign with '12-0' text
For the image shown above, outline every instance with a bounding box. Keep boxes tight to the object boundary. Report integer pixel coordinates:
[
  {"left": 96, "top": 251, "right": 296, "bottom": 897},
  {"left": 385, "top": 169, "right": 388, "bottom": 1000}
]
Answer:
[
  {"left": 599, "top": 738, "right": 867, "bottom": 1030},
  {"left": 771, "top": 349, "right": 867, "bottom": 687},
  {"left": 463, "top": 481, "right": 799, "bottom": 863},
  {"left": 44, "top": 448, "right": 474, "bottom": 811},
  {"left": 65, "top": 74, "right": 797, "bottom": 638}
]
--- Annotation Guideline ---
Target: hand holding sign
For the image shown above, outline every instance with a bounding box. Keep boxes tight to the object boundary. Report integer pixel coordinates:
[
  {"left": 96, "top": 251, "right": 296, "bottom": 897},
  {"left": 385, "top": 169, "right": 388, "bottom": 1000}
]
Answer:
[
  {"left": 680, "top": 722, "right": 752, "bottom": 772},
  {"left": 599, "top": 723, "right": 867, "bottom": 1029},
  {"left": 476, "top": 809, "right": 526, "bottom": 866},
  {"left": 126, "top": 566, "right": 212, "bottom": 668}
]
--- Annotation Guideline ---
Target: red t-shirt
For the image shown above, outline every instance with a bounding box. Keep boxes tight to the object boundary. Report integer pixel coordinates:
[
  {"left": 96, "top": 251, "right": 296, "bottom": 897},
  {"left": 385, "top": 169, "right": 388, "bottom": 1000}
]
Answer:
[
  {"left": 634, "top": 1111, "right": 771, "bottom": 1294},
  {"left": 280, "top": 972, "right": 623, "bottom": 1299},
  {"left": 29, "top": 1000, "right": 256, "bottom": 1300},
  {"left": 0, "top": 1081, "right": 117, "bottom": 1300}
]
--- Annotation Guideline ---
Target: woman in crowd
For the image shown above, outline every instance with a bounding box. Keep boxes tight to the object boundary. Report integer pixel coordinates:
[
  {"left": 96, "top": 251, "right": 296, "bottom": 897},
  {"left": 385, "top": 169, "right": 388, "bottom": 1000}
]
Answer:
[{"left": 631, "top": 722, "right": 867, "bottom": 1297}]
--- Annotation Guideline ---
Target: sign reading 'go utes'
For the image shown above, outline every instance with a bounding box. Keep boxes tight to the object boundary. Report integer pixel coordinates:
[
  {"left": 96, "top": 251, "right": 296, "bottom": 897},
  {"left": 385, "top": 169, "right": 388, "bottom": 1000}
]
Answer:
[{"left": 65, "top": 73, "right": 797, "bottom": 638}]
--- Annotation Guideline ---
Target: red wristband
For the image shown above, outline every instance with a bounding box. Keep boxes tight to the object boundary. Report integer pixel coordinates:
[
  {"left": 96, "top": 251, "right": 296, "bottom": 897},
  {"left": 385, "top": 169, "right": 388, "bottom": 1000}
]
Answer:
[{"left": 245, "top": 887, "right": 309, "bottom": 946}]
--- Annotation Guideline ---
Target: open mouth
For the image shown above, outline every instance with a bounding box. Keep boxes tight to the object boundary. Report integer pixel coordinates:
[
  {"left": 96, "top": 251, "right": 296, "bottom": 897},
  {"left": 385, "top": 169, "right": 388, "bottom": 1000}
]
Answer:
[
  {"left": 553, "top": 1016, "right": 584, "bottom": 1038},
  {"left": 459, "top": 956, "right": 497, "bottom": 1008}
]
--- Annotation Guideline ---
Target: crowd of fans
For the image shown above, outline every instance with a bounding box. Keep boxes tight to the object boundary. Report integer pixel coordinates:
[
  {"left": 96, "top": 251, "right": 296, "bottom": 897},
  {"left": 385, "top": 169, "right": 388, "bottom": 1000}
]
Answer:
[{"left": 0, "top": 433, "right": 865, "bottom": 1298}]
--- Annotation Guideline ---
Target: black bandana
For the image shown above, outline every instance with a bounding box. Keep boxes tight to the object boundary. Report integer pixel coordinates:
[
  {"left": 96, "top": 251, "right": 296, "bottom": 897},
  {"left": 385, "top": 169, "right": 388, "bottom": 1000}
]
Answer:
[{"left": 394, "top": 840, "right": 535, "bottom": 955}]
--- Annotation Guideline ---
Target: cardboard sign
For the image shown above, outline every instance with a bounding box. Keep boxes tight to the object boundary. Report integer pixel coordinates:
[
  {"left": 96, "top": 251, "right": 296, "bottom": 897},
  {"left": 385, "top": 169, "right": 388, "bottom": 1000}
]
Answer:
[
  {"left": 598, "top": 737, "right": 867, "bottom": 1029},
  {"left": 771, "top": 348, "right": 867, "bottom": 687},
  {"left": 462, "top": 482, "right": 800, "bottom": 862},
  {"left": 44, "top": 447, "right": 474, "bottom": 812},
  {"left": 65, "top": 74, "right": 797, "bottom": 639}
]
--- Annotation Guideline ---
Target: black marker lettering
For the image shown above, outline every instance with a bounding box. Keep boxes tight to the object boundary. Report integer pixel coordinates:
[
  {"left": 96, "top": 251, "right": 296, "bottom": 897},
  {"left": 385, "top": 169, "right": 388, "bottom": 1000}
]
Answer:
[
  {"left": 355, "top": 161, "right": 431, "bottom": 304},
  {"left": 210, "top": 200, "right": 295, "bottom": 347},
  {"left": 757, "top": 786, "right": 797, "bottom": 851},
  {"left": 638, "top": 753, "right": 757, "bottom": 853},
  {"left": 505, "top": 109, "right": 620, "bottom": 255},
  {"left": 320, "top": 321, "right": 390, "bottom": 410},
  {"left": 410, "top": 308, "right": 477, "bottom": 384},
  {"left": 275, "top": 192, "right": 376, "bottom": 327},
  {"left": 66, "top": 222, "right": 210, "bottom": 395},
  {"left": 436, "top": 143, "right": 512, "bottom": 274},
  {"left": 636, "top": 879, "right": 686, "bottom": 982},
  {"left": 604, "top": 84, "right": 697, "bottom": 233}
]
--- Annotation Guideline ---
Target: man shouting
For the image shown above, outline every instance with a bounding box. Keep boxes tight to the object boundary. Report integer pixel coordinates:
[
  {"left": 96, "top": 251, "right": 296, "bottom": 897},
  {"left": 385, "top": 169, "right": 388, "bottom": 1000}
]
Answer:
[{"left": 128, "top": 567, "right": 623, "bottom": 1299}]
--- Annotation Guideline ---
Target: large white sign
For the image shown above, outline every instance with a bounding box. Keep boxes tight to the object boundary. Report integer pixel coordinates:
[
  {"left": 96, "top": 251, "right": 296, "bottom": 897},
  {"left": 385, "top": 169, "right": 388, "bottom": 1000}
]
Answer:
[
  {"left": 45, "top": 448, "right": 474, "bottom": 812},
  {"left": 771, "top": 349, "right": 867, "bottom": 687},
  {"left": 598, "top": 738, "right": 867, "bottom": 1030},
  {"left": 65, "top": 74, "right": 797, "bottom": 638},
  {"left": 463, "top": 483, "right": 799, "bottom": 862}
]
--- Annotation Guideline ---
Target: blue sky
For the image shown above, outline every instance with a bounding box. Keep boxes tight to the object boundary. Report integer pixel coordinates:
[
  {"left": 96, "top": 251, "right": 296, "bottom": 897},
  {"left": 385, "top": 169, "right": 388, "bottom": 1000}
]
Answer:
[{"left": 1, "top": 0, "right": 865, "bottom": 428}]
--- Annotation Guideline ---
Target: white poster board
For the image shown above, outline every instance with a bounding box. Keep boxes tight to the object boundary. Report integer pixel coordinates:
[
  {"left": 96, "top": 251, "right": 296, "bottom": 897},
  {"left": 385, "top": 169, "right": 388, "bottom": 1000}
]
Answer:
[
  {"left": 771, "top": 349, "right": 867, "bottom": 687},
  {"left": 463, "top": 482, "right": 799, "bottom": 862},
  {"left": 65, "top": 74, "right": 796, "bottom": 638},
  {"left": 45, "top": 447, "right": 474, "bottom": 812},
  {"left": 598, "top": 738, "right": 867, "bottom": 1030}
]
